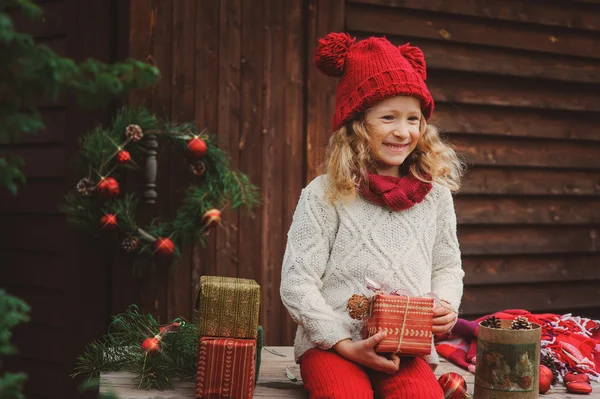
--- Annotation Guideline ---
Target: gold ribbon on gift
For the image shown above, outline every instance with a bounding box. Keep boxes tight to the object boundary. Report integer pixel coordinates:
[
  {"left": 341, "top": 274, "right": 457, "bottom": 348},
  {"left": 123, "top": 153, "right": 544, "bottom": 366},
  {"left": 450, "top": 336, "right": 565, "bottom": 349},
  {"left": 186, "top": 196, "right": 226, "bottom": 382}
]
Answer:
[{"left": 395, "top": 296, "right": 411, "bottom": 354}]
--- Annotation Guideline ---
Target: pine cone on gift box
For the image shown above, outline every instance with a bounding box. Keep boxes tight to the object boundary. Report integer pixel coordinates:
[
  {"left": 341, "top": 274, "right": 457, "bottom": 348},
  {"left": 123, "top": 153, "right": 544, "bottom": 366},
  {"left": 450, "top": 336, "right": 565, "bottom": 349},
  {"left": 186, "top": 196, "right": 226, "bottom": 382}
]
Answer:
[
  {"left": 347, "top": 294, "right": 369, "bottom": 320},
  {"left": 510, "top": 316, "right": 533, "bottom": 330},
  {"left": 481, "top": 315, "right": 502, "bottom": 329}
]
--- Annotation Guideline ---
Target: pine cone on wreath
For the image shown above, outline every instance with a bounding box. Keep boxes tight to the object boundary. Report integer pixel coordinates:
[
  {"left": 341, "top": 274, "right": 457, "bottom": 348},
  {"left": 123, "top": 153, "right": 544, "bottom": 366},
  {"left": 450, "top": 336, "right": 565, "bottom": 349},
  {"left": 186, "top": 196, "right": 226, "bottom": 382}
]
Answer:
[
  {"left": 189, "top": 160, "right": 206, "bottom": 177},
  {"left": 347, "top": 294, "right": 369, "bottom": 320},
  {"left": 480, "top": 315, "right": 502, "bottom": 329},
  {"left": 126, "top": 124, "right": 143, "bottom": 142},
  {"left": 122, "top": 236, "right": 140, "bottom": 253},
  {"left": 76, "top": 177, "right": 95, "bottom": 196},
  {"left": 510, "top": 316, "right": 533, "bottom": 330},
  {"left": 541, "top": 354, "right": 559, "bottom": 384}
]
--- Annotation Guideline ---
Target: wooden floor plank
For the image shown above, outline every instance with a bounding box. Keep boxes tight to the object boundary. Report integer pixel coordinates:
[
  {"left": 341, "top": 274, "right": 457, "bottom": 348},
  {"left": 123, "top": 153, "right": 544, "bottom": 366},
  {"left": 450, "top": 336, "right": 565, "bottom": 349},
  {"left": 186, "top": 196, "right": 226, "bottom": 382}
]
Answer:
[{"left": 100, "top": 346, "right": 600, "bottom": 398}]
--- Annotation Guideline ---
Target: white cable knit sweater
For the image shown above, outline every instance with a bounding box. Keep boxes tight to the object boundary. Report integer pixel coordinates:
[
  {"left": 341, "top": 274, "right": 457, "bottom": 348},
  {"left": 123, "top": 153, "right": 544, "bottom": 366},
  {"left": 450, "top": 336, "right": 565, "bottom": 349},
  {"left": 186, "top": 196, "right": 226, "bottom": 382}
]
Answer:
[{"left": 280, "top": 175, "right": 464, "bottom": 364}]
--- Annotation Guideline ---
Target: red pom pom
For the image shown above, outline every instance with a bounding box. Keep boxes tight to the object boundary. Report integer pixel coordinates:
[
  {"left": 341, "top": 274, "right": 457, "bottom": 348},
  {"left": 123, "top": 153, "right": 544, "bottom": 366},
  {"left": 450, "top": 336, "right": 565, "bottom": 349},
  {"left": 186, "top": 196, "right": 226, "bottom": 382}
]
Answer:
[
  {"left": 398, "top": 43, "right": 427, "bottom": 80},
  {"left": 314, "top": 32, "right": 355, "bottom": 77},
  {"left": 438, "top": 372, "right": 468, "bottom": 399}
]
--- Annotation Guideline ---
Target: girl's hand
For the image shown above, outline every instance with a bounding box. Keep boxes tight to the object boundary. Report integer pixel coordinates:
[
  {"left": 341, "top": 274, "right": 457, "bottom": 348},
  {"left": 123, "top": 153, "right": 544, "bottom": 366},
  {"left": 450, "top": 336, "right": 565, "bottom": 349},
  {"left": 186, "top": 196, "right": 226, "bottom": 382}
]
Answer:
[
  {"left": 333, "top": 332, "right": 401, "bottom": 373},
  {"left": 433, "top": 300, "right": 457, "bottom": 334}
]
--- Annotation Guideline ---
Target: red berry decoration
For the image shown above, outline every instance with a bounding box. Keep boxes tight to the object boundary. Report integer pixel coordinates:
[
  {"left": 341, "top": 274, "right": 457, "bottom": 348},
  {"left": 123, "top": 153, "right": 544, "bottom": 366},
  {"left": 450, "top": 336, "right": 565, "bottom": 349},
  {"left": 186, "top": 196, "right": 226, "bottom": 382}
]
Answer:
[
  {"left": 539, "top": 365, "right": 552, "bottom": 394},
  {"left": 185, "top": 137, "right": 208, "bottom": 158},
  {"left": 100, "top": 214, "right": 118, "bottom": 231},
  {"left": 153, "top": 237, "right": 175, "bottom": 257},
  {"left": 116, "top": 150, "right": 131, "bottom": 164},
  {"left": 97, "top": 177, "right": 120, "bottom": 198},
  {"left": 438, "top": 372, "right": 469, "bottom": 399},
  {"left": 141, "top": 337, "right": 161, "bottom": 353},
  {"left": 203, "top": 208, "right": 222, "bottom": 228}
]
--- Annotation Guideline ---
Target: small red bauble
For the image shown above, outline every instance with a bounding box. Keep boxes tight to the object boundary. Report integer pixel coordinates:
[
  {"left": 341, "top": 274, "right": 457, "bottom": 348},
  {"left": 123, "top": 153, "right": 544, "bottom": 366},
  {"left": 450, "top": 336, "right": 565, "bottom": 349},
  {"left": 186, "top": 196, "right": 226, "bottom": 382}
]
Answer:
[
  {"left": 564, "top": 372, "right": 590, "bottom": 384},
  {"left": 539, "top": 365, "right": 552, "bottom": 394},
  {"left": 438, "top": 372, "right": 468, "bottom": 399},
  {"left": 141, "top": 337, "right": 161, "bottom": 353},
  {"left": 97, "top": 177, "right": 120, "bottom": 198},
  {"left": 566, "top": 381, "right": 593, "bottom": 394},
  {"left": 203, "top": 208, "right": 222, "bottom": 228},
  {"left": 116, "top": 150, "right": 131, "bottom": 164},
  {"left": 153, "top": 237, "right": 175, "bottom": 257},
  {"left": 185, "top": 137, "right": 208, "bottom": 158},
  {"left": 159, "top": 321, "right": 181, "bottom": 335},
  {"left": 100, "top": 214, "right": 118, "bottom": 231}
]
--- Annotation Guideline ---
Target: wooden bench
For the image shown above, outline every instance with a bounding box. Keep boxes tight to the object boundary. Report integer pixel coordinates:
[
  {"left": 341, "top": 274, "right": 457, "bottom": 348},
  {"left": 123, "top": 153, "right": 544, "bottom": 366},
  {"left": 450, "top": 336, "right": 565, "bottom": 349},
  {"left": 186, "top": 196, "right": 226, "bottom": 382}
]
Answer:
[{"left": 100, "top": 346, "right": 600, "bottom": 398}]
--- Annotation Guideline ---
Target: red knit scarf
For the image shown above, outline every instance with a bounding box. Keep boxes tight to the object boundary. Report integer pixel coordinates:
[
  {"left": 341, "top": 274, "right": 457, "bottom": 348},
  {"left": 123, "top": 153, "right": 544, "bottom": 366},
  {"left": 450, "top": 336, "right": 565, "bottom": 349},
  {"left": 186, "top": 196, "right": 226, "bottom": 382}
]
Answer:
[{"left": 358, "top": 173, "right": 432, "bottom": 211}]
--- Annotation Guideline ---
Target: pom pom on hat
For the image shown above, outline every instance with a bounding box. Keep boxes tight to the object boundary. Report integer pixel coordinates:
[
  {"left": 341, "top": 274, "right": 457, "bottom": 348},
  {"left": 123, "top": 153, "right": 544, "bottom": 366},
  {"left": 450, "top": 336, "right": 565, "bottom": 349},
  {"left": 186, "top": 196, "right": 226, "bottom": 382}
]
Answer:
[
  {"left": 398, "top": 43, "right": 427, "bottom": 80},
  {"left": 314, "top": 32, "right": 356, "bottom": 77}
]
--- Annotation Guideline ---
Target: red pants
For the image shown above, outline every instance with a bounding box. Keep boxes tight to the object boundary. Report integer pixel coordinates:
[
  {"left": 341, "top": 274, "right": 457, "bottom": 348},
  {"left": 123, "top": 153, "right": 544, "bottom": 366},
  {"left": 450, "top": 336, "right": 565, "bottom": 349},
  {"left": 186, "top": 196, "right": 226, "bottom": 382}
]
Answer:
[{"left": 299, "top": 348, "right": 444, "bottom": 399}]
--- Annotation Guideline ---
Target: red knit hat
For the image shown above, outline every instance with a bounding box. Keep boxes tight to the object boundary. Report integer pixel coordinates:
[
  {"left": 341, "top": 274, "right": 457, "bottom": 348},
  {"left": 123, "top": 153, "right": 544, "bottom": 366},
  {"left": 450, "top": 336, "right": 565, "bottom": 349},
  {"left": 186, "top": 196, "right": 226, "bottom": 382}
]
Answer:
[{"left": 314, "top": 33, "right": 434, "bottom": 132}]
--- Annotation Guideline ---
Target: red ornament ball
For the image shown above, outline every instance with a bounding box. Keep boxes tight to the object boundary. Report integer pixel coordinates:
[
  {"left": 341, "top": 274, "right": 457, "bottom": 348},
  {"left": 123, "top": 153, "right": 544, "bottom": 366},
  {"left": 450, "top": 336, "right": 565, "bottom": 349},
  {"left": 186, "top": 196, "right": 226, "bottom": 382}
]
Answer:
[
  {"left": 566, "top": 381, "right": 593, "bottom": 394},
  {"left": 203, "top": 208, "right": 222, "bottom": 228},
  {"left": 185, "top": 137, "right": 208, "bottom": 158},
  {"left": 539, "top": 365, "right": 552, "bottom": 394},
  {"left": 438, "top": 372, "right": 468, "bottom": 399},
  {"left": 153, "top": 237, "right": 175, "bottom": 257},
  {"left": 564, "top": 372, "right": 590, "bottom": 384},
  {"left": 141, "top": 337, "right": 161, "bottom": 353},
  {"left": 97, "top": 177, "right": 120, "bottom": 198},
  {"left": 116, "top": 150, "right": 131, "bottom": 164},
  {"left": 100, "top": 214, "right": 118, "bottom": 231}
]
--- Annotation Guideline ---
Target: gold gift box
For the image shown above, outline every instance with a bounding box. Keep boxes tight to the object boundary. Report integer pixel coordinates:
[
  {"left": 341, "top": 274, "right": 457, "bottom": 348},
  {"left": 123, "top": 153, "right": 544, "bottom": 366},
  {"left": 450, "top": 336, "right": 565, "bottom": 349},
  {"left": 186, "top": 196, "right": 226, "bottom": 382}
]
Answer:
[{"left": 197, "top": 276, "right": 260, "bottom": 339}]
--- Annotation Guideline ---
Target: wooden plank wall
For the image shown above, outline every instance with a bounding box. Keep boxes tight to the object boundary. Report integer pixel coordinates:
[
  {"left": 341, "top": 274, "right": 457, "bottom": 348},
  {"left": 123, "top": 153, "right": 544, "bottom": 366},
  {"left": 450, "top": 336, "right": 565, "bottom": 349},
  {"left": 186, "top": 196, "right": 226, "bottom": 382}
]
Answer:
[
  {"left": 0, "top": 1, "right": 119, "bottom": 398},
  {"left": 121, "top": 0, "right": 310, "bottom": 347},
  {"left": 345, "top": 0, "right": 600, "bottom": 320}
]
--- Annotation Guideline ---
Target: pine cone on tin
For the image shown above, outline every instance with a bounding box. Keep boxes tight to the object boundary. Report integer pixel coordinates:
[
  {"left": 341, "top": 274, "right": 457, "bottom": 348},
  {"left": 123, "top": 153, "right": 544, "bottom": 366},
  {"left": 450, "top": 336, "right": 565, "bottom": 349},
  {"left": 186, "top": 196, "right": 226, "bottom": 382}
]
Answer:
[
  {"left": 347, "top": 294, "right": 369, "bottom": 320},
  {"left": 510, "top": 316, "right": 533, "bottom": 330},
  {"left": 480, "top": 315, "right": 502, "bottom": 329}
]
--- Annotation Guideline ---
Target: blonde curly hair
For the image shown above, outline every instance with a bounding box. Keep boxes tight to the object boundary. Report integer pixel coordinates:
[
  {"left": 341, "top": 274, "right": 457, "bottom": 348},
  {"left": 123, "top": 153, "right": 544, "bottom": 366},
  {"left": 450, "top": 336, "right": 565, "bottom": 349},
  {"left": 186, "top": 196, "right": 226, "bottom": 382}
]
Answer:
[{"left": 324, "top": 115, "right": 466, "bottom": 202}]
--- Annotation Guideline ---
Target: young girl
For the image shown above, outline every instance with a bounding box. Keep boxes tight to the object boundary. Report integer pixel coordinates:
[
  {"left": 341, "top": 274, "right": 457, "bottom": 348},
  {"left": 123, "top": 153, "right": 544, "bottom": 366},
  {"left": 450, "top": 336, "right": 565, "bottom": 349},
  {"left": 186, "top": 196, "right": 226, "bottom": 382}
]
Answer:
[{"left": 280, "top": 33, "right": 465, "bottom": 399}]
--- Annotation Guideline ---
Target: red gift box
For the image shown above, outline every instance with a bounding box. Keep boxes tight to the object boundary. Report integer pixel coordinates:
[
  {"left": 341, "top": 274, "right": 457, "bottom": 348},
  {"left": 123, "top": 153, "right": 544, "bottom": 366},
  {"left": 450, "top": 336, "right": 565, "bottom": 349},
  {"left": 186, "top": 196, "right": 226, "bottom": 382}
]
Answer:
[
  {"left": 195, "top": 337, "right": 256, "bottom": 399},
  {"left": 364, "top": 294, "right": 434, "bottom": 356}
]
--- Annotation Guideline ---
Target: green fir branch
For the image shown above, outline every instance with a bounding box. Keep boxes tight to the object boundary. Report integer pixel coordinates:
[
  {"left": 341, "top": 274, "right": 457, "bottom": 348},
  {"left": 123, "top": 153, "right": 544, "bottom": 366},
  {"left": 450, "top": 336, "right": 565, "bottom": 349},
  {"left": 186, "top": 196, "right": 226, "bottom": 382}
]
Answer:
[{"left": 73, "top": 306, "right": 199, "bottom": 390}]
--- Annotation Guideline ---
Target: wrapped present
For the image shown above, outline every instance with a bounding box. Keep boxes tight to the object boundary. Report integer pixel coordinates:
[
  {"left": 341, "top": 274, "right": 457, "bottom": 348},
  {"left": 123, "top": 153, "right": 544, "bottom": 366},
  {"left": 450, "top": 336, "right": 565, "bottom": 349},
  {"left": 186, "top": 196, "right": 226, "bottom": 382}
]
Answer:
[
  {"left": 197, "top": 276, "right": 260, "bottom": 339},
  {"left": 364, "top": 294, "right": 434, "bottom": 356},
  {"left": 195, "top": 337, "right": 256, "bottom": 399}
]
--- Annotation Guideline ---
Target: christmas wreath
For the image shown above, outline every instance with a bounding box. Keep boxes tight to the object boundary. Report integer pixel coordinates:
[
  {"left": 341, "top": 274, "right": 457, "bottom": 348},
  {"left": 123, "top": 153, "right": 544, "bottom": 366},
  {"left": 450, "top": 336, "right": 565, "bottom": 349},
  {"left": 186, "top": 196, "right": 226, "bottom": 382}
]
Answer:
[{"left": 63, "top": 107, "right": 259, "bottom": 272}]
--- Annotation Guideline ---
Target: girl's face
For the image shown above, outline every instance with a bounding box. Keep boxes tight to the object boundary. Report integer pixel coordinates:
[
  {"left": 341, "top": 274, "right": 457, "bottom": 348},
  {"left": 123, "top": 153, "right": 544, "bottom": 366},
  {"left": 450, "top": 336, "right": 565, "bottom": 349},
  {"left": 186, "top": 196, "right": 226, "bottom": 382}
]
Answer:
[{"left": 365, "top": 96, "right": 422, "bottom": 177}]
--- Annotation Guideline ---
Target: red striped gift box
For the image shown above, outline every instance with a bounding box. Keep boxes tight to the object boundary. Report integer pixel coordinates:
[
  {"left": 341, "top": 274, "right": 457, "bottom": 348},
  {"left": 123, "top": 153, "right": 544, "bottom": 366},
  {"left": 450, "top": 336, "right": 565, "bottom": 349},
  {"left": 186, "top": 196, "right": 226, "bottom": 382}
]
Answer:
[{"left": 195, "top": 337, "right": 256, "bottom": 399}]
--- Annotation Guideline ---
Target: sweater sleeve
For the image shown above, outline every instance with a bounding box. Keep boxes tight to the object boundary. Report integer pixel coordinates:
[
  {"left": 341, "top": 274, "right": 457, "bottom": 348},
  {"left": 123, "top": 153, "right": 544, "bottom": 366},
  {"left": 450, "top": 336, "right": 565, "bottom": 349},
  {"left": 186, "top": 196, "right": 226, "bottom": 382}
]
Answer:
[
  {"left": 280, "top": 178, "right": 352, "bottom": 350},
  {"left": 431, "top": 185, "right": 464, "bottom": 313}
]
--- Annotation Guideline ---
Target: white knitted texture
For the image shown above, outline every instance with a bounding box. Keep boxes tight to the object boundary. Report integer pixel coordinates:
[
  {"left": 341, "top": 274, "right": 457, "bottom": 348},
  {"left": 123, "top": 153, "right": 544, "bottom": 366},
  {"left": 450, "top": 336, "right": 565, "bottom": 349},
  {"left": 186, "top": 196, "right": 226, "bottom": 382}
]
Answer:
[{"left": 280, "top": 175, "right": 464, "bottom": 364}]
